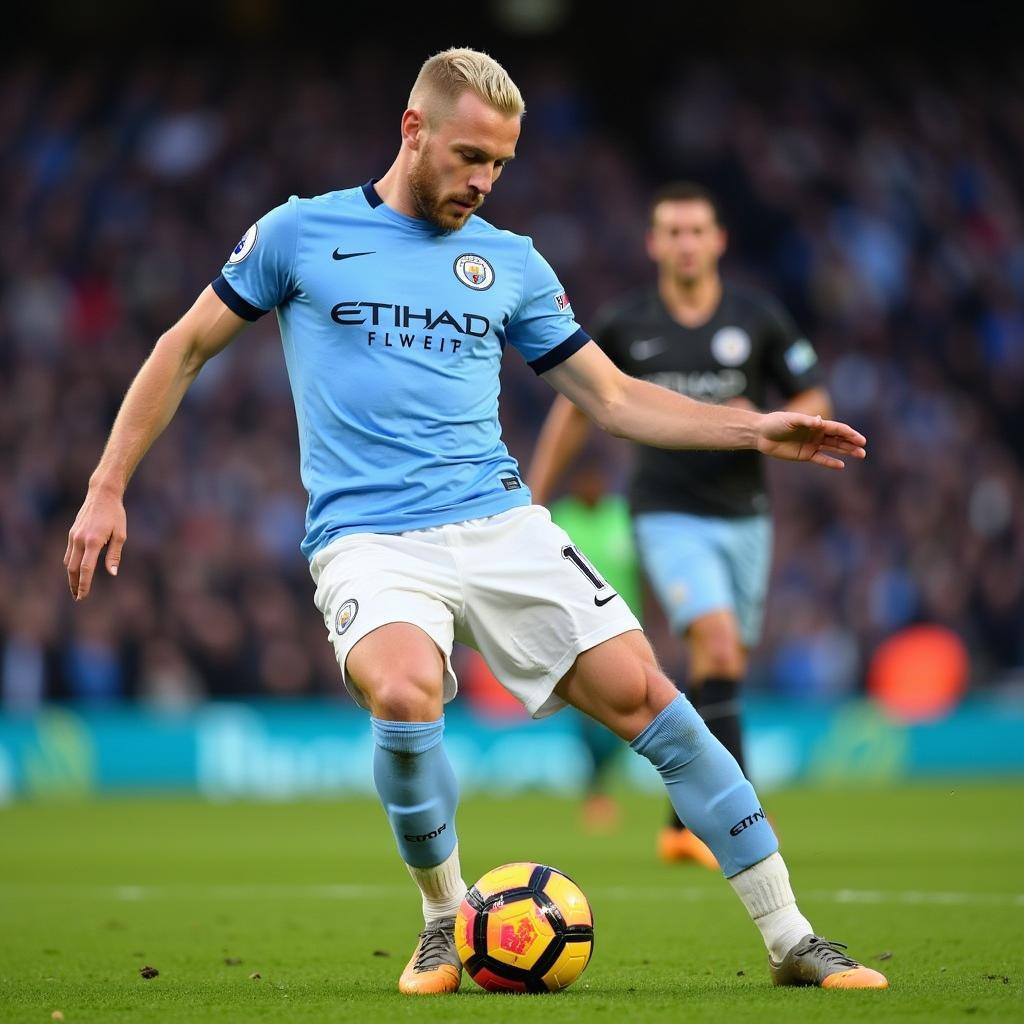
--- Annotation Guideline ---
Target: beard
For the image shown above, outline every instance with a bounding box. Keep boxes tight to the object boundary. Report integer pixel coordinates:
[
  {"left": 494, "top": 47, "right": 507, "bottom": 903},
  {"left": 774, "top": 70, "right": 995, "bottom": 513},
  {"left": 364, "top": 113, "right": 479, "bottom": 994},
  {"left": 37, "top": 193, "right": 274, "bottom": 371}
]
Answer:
[
  {"left": 408, "top": 151, "right": 484, "bottom": 233},
  {"left": 673, "top": 260, "right": 709, "bottom": 288}
]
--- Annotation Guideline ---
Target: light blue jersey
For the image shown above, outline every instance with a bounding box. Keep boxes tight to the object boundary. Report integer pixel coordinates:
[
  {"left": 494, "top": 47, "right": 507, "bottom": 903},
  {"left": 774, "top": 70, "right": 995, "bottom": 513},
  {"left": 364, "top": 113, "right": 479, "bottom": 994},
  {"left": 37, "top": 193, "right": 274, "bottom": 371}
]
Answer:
[{"left": 214, "top": 182, "right": 589, "bottom": 559}]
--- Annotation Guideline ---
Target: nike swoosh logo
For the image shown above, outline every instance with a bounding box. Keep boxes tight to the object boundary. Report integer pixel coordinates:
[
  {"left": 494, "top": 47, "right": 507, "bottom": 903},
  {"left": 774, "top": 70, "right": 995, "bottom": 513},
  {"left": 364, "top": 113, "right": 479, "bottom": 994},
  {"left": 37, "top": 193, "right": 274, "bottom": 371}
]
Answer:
[
  {"left": 630, "top": 337, "right": 667, "bottom": 360},
  {"left": 594, "top": 593, "right": 619, "bottom": 607},
  {"left": 332, "top": 250, "right": 375, "bottom": 261}
]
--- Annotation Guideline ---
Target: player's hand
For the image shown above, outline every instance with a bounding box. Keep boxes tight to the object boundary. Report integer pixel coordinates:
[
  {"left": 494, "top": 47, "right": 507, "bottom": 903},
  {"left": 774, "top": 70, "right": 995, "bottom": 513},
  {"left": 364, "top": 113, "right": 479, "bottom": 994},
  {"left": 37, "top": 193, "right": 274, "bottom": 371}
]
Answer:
[
  {"left": 64, "top": 484, "right": 127, "bottom": 601},
  {"left": 756, "top": 411, "right": 866, "bottom": 470}
]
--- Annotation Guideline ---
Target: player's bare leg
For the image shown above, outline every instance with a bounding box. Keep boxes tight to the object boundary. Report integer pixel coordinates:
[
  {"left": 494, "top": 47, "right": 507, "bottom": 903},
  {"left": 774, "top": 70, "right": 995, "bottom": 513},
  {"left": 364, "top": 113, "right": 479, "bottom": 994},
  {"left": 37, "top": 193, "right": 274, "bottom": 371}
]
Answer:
[
  {"left": 555, "top": 631, "right": 887, "bottom": 990},
  {"left": 347, "top": 623, "right": 464, "bottom": 995},
  {"left": 579, "top": 714, "right": 623, "bottom": 833}
]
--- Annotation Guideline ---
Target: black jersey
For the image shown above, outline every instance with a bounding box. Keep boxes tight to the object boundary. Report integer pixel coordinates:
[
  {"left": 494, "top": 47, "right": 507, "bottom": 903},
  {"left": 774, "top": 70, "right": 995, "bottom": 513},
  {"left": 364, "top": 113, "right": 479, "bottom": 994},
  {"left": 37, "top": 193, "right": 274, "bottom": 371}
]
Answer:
[{"left": 594, "top": 284, "right": 822, "bottom": 518}]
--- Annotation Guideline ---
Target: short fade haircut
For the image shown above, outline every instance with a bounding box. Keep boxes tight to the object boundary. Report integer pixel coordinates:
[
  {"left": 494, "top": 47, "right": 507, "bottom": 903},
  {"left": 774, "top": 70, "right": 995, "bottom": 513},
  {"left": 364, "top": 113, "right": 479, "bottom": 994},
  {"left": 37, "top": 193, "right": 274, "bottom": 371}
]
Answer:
[
  {"left": 409, "top": 47, "right": 525, "bottom": 125},
  {"left": 650, "top": 182, "right": 722, "bottom": 226}
]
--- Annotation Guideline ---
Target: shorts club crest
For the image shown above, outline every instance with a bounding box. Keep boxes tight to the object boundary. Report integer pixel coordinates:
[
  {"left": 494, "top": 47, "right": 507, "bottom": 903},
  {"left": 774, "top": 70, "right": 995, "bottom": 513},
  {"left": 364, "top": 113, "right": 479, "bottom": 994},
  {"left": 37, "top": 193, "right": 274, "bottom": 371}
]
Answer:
[{"left": 334, "top": 599, "right": 359, "bottom": 635}]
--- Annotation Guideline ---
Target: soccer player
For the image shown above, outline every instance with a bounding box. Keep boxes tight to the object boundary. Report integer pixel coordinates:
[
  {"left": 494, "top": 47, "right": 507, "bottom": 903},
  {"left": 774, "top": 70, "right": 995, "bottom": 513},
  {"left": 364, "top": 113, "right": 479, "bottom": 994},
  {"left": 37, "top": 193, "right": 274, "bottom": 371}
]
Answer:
[
  {"left": 528, "top": 183, "right": 830, "bottom": 869},
  {"left": 64, "top": 49, "right": 886, "bottom": 993}
]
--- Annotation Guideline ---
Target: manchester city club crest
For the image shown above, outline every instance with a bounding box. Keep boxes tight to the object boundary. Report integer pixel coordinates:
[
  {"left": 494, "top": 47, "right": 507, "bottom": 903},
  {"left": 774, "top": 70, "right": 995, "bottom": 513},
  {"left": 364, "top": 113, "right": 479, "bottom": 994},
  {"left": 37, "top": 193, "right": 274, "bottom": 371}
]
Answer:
[
  {"left": 454, "top": 253, "right": 495, "bottom": 290},
  {"left": 334, "top": 598, "right": 359, "bottom": 636},
  {"left": 710, "top": 326, "right": 752, "bottom": 366}
]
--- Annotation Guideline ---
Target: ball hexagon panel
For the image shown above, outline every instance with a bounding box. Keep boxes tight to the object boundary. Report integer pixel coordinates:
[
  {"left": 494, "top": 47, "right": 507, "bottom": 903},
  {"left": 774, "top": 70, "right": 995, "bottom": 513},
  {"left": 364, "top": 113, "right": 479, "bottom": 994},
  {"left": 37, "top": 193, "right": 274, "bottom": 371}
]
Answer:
[
  {"left": 541, "top": 938, "right": 593, "bottom": 991},
  {"left": 472, "top": 862, "right": 536, "bottom": 901},
  {"left": 484, "top": 898, "right": 556, "bottom": 970},
  {"left": 541, "top": 871, "right": 593, "bottom": 929}
]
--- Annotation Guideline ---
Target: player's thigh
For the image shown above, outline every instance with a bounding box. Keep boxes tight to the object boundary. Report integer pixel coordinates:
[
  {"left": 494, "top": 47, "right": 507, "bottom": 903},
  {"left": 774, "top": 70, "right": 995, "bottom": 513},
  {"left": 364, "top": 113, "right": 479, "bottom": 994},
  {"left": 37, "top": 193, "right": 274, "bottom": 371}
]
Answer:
[
  {"left": 311, "top": 533, "right": 458, "bottom": 716},
  {"left": 720, "top": 515, "right": 773, "bottom": 647},
  {"left": 633, "top": 512, "right": 736, "bottom": 635},
  {"left": 554, "top": 630, "right": 678, "bottom": 741},
  {"left": 457, "top": 506, "right": 641, "bottom": 719}
]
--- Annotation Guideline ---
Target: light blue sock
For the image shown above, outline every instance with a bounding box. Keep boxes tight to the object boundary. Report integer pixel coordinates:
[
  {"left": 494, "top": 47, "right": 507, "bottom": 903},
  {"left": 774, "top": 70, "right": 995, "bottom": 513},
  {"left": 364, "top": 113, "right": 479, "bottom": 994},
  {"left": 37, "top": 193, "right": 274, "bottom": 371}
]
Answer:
[
  {"left": 630, "top": 694, "right": 778, "bottom": 877},
  {"left": 371, "top": 716, "right": 459, "bottom": 868}
]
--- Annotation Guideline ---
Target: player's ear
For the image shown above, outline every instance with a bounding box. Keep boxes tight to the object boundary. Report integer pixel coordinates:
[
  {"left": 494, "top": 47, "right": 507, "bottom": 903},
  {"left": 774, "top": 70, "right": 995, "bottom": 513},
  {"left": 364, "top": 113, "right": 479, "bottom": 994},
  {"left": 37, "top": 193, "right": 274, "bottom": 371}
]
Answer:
[
  {"left": 402, "top": 108, "right": 426, "bottom": 150},
  {"left": 645, "top": 227, "right": 658, "bottom": 263}
]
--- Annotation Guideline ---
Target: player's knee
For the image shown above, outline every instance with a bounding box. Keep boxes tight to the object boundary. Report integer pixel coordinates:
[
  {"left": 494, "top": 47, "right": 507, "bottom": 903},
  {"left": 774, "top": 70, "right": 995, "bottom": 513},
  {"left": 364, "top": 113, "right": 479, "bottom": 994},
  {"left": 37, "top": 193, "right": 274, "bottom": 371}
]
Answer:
[
  {"left": 629, "top": 687, "right": 710, "bottom": 773},
  {"left": 696, "top": 645, "right": 745, "bottom": 679},
  {"left": 689, "top": 620, "right": 744, "bottom": 679},
  {"left": 355, "top": 663, "right": 443, "bottom": 721},
  {"left": 369, "top": 678, "right": 441, "bottom": 721},
  {"left": 643, "top": 660, "right": 679, "bottom": 716},
  {"left": 619, "top": 659, "right": 679, "bottom": 738},
  {"left": 559, "top": 633, "right": 677, "bottom": 740}
]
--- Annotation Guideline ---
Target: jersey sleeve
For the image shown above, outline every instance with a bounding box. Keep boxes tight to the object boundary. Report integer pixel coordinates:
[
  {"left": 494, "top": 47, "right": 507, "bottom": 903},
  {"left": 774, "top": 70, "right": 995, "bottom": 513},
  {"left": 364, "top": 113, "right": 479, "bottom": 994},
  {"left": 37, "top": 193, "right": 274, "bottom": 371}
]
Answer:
[
  {"left": 761, "top": 298, "right": 823, "bottom": 397},
  {"left": 505, "top": 241, "right": 591, "bottom": 374},
  {"left": 212, "top": 197, "right": 300, "bottom": 320}
]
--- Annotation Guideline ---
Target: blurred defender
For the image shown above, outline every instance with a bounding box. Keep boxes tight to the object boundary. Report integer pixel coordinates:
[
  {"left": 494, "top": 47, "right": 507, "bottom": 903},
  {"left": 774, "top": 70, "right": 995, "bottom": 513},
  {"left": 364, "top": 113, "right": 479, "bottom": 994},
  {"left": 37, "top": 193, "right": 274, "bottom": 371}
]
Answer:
[
  {"left": 65, "top": 49, "right": 885, "bottom": 994},
  {"left": 528, "top": 183, "right": 829, "bottom": 867}
]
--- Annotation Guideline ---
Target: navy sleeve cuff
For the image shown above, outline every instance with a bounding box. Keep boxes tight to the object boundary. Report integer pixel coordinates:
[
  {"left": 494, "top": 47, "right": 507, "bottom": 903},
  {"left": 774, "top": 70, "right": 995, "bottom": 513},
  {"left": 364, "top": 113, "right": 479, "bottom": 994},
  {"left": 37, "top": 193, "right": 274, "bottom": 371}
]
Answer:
[
  {"left": 211, "top": 274, "right": 268, "bottom": 321},
  {"left": 528, "top": 328, "right": 592, "bottom": 375}
]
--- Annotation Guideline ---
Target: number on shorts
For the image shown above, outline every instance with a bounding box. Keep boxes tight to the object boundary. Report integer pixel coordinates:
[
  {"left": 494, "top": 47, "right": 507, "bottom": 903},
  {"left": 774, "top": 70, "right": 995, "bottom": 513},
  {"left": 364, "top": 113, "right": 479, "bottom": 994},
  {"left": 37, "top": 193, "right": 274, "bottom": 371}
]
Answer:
[{"left": 561, "top": 544, "right": 608, "bottom": 590}]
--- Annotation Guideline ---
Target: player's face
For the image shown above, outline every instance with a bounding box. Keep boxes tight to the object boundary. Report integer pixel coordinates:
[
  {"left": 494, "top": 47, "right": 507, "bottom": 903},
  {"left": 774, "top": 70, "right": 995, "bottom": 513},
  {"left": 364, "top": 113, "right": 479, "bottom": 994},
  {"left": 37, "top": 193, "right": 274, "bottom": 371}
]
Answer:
[
  {"left": 647, "top": 200, "right": 726, "bottom": 285},
  {"left": 408, "top": 91, "right": 520, "bottom": 232}
]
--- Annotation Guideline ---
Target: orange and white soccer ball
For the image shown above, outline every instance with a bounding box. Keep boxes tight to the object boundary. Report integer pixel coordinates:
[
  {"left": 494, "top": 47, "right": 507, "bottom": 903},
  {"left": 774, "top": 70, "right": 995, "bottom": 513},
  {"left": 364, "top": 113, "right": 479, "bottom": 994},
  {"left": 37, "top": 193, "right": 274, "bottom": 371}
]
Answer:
[{"left": 455, "top": 862, "right": 594, "bottom": 993}]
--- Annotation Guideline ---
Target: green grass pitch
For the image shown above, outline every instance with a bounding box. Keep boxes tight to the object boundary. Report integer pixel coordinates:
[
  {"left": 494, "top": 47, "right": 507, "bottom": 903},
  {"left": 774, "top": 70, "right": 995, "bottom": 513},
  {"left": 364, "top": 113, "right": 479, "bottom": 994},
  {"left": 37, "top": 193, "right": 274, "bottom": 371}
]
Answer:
[{"left": 1, "top": 781, "right": 1021, "bottom": 1022}]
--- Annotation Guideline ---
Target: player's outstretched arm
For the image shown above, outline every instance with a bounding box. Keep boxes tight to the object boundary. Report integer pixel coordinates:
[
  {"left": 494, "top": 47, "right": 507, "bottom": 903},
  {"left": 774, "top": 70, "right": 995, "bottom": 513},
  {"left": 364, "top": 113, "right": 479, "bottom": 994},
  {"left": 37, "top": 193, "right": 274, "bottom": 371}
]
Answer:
[
  {"left": 542, "top": 341, "right": 866, "bottom": 468},
  {"left": 64, "top": 287, "right": 250, "bottom": 601},
  {"left": 525, "top": 394, "right": 592, "bottom": 505}
]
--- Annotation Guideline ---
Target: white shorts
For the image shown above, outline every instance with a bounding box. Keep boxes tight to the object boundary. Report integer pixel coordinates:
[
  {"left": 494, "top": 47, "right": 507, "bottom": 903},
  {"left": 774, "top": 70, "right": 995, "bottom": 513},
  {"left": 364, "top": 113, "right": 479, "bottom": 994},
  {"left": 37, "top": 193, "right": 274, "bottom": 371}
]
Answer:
[{"left": 310, "top": 505, "right": 642, "bottom": 718}]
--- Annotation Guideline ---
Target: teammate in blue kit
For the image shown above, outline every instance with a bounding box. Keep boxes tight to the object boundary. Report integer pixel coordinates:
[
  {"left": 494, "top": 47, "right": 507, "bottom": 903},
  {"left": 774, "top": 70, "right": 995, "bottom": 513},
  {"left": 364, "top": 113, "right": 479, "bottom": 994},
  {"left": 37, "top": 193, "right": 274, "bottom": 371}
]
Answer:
[{"left": 65, "top": 49, "right": 887, "bottom": 994}]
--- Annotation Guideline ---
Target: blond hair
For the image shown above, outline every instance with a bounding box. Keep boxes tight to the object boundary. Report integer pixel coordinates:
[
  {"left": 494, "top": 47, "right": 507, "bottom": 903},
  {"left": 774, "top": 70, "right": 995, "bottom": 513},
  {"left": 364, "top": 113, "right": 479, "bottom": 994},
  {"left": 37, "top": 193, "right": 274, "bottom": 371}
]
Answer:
[{"left": 409, "top": 48, "right": 525, "bottom": 124}]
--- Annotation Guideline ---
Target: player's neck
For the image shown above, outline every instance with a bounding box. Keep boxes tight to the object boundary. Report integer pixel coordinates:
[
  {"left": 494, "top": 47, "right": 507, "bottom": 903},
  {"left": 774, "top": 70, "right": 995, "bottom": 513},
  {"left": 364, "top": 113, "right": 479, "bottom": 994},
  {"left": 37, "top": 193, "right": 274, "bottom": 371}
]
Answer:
[
  {"left": 373, "top": 162, "right": 421, "bottom": 220},
  {"left": 659, "top": 272, "right": 722, "bottom": 328}
]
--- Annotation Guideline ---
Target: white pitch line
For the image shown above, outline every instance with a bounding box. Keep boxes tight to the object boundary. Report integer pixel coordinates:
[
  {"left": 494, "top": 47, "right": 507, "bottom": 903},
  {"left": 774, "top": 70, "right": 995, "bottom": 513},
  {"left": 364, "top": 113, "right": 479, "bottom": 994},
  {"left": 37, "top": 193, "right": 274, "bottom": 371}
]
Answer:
[
  {"left": 823, "top": 888, "right": 1024, "bottom": 907},
  {"left": 0, "top": 884, "right": 1019, "bottom": 908},
  {"left": 108, "top": 884, "right": 401, "bottom": 901},
  {"left": 597, "top": 887, "right": 1024, "bottom": 907}
]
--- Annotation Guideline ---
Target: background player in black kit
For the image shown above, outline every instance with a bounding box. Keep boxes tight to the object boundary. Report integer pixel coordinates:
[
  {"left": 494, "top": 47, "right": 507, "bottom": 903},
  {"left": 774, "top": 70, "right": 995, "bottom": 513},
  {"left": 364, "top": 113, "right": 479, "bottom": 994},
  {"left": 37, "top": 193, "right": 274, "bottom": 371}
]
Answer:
[{"left": 528, "top": 182, "right": 831, "bottom": 867}]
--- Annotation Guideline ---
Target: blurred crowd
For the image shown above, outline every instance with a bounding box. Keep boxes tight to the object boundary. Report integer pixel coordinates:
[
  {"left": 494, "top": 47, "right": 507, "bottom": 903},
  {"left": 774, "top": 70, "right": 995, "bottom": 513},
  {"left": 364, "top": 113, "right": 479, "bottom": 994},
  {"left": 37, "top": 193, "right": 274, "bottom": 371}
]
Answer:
[{"left": 1, "top": 53, "right": 1021, "bottom": 712}]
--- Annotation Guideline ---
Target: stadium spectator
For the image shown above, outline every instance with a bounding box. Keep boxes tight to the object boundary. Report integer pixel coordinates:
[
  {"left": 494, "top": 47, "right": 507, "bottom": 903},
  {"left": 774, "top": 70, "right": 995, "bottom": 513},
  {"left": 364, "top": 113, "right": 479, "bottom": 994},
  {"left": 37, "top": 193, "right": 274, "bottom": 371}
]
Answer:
[{"left": 1, "top": 55, "right": 1022, "bottom": 708}]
